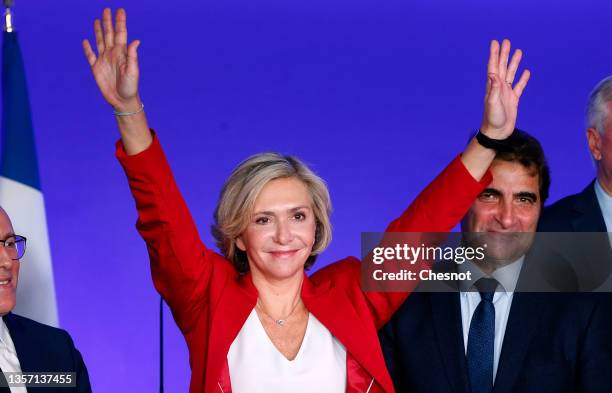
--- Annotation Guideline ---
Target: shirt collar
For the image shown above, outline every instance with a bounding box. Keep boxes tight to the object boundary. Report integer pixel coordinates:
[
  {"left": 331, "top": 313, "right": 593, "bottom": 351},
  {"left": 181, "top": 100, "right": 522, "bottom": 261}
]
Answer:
[
  {"left": 457, "top": 256, "right": 524, "bottom": 293},
  {"left": 0, "top": 317, "right": 4, "bottom": 345},
  {"left": 0, "top": 317, "right": 12, "bottom": 349},
  {"left": 0, "top": 317, "right": 18, "bottom": 357},
  {"left": 595, "top": 179, "right": 612, "bottom": 232}
]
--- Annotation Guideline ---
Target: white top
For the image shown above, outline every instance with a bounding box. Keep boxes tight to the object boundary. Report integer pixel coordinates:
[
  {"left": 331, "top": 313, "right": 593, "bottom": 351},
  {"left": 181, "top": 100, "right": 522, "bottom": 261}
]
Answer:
[
  {"left": 457, "top": 258, "right": 523, "bottom": 382},
  {"left": 227, "top": 309, "right": 347, "bottom": 393},
  {"left": 0, "top": 318, "right": 27, "bottom": 393}
]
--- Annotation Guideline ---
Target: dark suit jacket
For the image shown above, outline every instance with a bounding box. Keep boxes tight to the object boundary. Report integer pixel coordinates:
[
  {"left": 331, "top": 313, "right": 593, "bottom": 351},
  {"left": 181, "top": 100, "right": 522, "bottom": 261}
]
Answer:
[
  {"left": 538, "top": 180, "right": 607, "bottom": 232},
  {"left": 537, "top": 180, "right": 612, "bottom": 290},
  {"left": 2, "top": 313, "right": 91, "bottom": 393},
  {"left": 380, "top": 291, "right": 612, "bottom": 393}
]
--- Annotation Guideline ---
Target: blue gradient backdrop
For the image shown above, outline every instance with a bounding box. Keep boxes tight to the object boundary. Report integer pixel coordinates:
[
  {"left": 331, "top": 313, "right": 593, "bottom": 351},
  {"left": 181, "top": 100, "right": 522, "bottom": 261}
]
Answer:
[{"left": 0, "top": 0, "right": 610, "bottom": 391}]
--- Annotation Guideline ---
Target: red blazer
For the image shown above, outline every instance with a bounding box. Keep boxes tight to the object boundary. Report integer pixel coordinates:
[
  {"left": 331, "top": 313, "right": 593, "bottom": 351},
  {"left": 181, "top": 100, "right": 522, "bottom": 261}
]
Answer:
[{"left": 116, "top": 135, "right": 491, "bottom": 393}]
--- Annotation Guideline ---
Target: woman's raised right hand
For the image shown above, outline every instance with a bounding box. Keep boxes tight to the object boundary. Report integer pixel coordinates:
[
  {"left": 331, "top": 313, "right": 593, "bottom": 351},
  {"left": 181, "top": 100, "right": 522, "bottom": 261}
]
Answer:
[
  {"left": 83, "top": 8, "right": 151, "bottom": 155},
  {"left": 83, "top": 8, "right": 141, "bottom": 113}
]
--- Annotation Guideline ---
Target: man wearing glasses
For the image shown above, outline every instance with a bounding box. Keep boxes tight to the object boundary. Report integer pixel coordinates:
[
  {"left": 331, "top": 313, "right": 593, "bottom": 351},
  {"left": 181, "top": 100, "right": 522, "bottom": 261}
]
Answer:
[{"left": 0, "top": 207, "right": 91, "bottom": 393}]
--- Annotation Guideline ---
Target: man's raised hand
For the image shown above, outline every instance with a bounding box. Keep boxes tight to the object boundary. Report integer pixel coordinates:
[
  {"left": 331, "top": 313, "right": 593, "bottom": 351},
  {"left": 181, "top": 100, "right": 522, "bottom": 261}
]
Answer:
[{"left": 481, "top": 39, "right": 530, "bottom": 139}]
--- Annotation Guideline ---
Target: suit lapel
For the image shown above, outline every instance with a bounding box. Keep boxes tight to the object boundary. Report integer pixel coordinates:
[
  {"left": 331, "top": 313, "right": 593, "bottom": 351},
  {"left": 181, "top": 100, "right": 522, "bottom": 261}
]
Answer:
[
  {"left": 571, "top": 181, "right": 608, "bottom": 232},
  {"left": 217, "top": 271, "right": 395, "bottom": 392},
  {"left": 493, "top": 293, "right": 543, "bottom": 393},
  {"left": 430, "top": 292, "right": 471, "bottom": 393},
  {"left": 302, "top": 277, "right": 393, "bottom": 392},
  {"left": 213, "top": 272, "right": 258, "bottom": 351},
  {"left": 2, "top": 313, "right": 41, "bottom": 373},
  {"left": 210, "top": 273, "right": 257, "bottom": 392},
  {"left": 569, "top": 182, "right": 612, "bottom": 288}
]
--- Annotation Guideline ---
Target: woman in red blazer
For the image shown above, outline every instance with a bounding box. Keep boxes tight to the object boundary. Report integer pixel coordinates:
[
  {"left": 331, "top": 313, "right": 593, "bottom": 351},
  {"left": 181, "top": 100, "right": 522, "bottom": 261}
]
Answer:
[{"left": 83, "top": 8, "right": 529, "bottom": 393}]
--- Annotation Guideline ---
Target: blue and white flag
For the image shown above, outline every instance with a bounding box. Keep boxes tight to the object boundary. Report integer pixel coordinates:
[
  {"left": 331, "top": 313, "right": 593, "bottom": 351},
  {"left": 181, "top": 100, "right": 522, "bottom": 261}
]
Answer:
[{"left": 0, "top": 30, "right": 58, "bottom": 326}]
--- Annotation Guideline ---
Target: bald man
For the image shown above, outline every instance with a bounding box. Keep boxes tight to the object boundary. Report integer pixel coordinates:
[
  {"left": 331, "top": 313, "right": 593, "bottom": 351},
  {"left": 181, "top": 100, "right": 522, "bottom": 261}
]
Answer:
[{"left": 0, "top": 207, "right": 91, "bottom": 393}]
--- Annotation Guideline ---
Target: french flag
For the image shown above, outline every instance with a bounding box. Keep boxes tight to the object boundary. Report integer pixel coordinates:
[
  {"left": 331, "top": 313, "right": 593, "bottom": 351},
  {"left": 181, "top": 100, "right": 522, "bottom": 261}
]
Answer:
[{"left": 0, "top": 28, "right": 58, "bottom": 326}]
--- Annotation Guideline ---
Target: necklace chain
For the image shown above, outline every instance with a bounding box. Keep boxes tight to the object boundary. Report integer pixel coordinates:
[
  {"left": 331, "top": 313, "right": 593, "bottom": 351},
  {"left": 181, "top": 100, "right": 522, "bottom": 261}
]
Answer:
[{"left": 256, "top": 298, "right": 301, "bottom": 327}]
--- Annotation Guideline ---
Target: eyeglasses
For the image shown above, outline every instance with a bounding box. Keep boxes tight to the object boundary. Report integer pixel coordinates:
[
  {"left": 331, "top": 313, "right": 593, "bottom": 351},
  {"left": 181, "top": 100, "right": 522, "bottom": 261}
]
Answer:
[{"left": 0, "top": 235, "right": 26, "bottom": 260}]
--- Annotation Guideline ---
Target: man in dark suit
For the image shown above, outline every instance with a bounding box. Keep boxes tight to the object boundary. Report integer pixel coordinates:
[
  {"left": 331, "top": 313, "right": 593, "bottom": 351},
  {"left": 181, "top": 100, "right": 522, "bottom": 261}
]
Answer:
[
  {"left": 0, "top": 206, "right": 91, "bottom": 392},
  {"left": 538, "top": 179, "right": 607, "bottom": 232},
  {"left": 538, "top": 77, "right": 612, "bottom": 288},
  {"left": 539, "top": 76, "right": 612, "bottom": 234},
  {"left": 380, "top": 127, "right": 612, "bottom": 393},
  {"left": 381, "top": 39, "right": 612, "bottom": 393}
]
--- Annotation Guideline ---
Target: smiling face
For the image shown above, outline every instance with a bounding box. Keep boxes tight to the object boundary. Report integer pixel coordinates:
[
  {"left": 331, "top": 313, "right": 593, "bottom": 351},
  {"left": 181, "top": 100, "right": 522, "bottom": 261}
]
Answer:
[
  {"left": 462, "top": 160, "right": 541, "bottom": 266},
  {"left": 0, "top": 208, "right": 19, "bottom": 316},
  {"left": 236, "top": 177, "right": 317, "bottom": 282}
]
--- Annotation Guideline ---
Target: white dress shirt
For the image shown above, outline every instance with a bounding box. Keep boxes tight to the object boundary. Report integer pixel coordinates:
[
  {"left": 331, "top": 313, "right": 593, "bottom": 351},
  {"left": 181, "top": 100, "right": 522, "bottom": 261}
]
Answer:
[
  {"left": 595, "top": 179, "right": 612, "bottom": 233},
  {"left": 227, "top": 309, "right": 347, "bottom": 393},
  {"left": 457, "top": 258, "right": 524, "bottom": 382},
  {"left": 0, "top": 318, "right": 27, "bottom": 393},
  {"left": 593, "top": 180, "right": 612, "bottom": 291}
]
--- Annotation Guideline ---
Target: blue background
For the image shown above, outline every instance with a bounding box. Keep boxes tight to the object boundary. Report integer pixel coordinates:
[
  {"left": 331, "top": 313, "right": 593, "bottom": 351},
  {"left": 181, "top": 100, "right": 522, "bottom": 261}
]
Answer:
[{"left": 2, "top": 0, "right": 610, "bottom": 391}]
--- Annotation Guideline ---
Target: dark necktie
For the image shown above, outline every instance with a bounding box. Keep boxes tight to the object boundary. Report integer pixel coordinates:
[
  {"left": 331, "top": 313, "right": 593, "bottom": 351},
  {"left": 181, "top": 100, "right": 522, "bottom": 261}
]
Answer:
[{"left": 466, "top": 277, "right": 498, "bottom": 393}]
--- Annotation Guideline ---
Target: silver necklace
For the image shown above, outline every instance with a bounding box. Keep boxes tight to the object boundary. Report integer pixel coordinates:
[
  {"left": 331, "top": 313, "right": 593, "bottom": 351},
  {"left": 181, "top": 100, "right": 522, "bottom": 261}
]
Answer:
[{"left": 256, "top": 298, "right": 301, "bottom": 327}]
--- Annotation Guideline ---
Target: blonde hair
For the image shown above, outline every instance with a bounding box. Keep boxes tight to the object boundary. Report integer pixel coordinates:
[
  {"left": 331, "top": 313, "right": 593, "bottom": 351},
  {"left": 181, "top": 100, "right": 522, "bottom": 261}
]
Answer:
[{"left": 212, "top": 153, "right": 332, "bottom": 273}]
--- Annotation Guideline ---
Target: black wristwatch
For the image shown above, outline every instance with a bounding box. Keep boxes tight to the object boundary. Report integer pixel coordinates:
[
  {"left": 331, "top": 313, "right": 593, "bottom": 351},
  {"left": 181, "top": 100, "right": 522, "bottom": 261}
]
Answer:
[{"left": 475, "top": 130, "right": 514, "bottom": 152}]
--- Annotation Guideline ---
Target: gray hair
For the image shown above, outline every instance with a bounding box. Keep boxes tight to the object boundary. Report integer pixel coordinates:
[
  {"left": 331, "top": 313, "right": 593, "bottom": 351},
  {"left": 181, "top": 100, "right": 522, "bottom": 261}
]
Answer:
[
  {"left": 212, "top": 152, "right": 333, "bottom": 273},
  {"left": 586, "top": 76, "right": 612, "bottom": 134}
]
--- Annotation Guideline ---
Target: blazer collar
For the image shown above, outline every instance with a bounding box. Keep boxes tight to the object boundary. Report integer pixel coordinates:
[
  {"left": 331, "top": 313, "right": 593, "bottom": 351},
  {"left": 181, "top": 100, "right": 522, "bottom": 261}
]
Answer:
[
  {"left": 224, "top": 270, "right": 391, "bottom": 391},
  {"left": 301, "top": 276, "right": 393, "bottom": 392},
  {"left": 493, "top": 293, "right": 545, "bottom": 393},
  {"left": 571, "top": 180, "right": 607, "bottom": 232},
  {"left": 430, "top": 293, "right": 471, "bottom": 393},
  {"left": 2, "top": 313, "right": 41, "bottom": 373},
  {"left": 219, "top": 270, "right": 334, "bottom": 362},
  {"left": 427, "top": 291, "right": 544, "bottom": 393}
]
